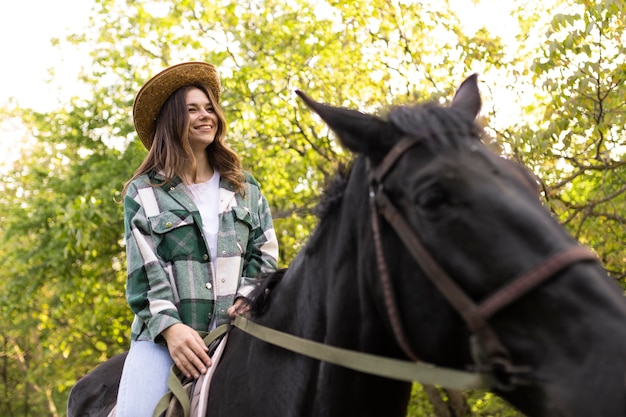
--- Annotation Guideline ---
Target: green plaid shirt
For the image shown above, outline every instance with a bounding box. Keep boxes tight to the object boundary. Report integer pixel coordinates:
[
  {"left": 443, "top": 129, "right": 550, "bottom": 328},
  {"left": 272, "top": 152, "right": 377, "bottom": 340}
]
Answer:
[{"left": 123, "top": 171, "right": 279, "bottom": 343}]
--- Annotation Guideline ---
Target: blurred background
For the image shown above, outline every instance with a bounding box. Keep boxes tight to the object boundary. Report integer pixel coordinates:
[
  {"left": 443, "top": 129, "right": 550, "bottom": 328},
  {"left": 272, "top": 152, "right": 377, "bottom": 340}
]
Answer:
[{"left": 1, "top": 0, "right": 624, "bottom": 415}]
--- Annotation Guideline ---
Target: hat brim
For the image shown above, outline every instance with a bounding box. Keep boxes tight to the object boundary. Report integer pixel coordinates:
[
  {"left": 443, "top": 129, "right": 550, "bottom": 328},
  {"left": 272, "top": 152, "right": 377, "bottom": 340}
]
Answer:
[{"left": 133, "top": 62, "right": 221, "bottom": 149}]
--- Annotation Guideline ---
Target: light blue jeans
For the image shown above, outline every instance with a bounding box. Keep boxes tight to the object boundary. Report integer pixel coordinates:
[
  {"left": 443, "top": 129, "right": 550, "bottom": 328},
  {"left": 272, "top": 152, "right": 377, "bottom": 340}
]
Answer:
[{"left": 116, "top": 340, "right": 173, "bottom": 417}]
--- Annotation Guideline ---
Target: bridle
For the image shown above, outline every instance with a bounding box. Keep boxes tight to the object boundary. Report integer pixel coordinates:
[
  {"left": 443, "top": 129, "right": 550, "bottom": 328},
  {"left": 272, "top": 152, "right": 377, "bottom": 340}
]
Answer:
[
  {"left": 367, "top": 135, "right": 598, "bottom": 388},
  {"left": 203, "top": 134, "right": 599, "bottom": 392}
]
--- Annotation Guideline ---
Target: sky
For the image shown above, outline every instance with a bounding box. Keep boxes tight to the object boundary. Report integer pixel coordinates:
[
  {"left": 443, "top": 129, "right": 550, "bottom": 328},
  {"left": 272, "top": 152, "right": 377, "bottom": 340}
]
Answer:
[
  {"left": 0, "top": 0, "right": 520, "bottom": 112},
  {"left": 0, "top": 0, "right": 93, "bottom": 111},
  {"left": 0, "top": 0, "right": 93, "bottom": 170},
  {"left": 0, "top": 0, "right": 527, "bottom": 170}
]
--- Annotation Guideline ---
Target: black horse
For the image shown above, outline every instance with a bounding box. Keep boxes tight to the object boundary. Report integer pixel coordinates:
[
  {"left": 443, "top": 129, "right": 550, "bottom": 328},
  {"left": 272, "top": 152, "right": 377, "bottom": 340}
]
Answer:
[{"left": 68, "top": 75, "right": 626, "bottom": 417}]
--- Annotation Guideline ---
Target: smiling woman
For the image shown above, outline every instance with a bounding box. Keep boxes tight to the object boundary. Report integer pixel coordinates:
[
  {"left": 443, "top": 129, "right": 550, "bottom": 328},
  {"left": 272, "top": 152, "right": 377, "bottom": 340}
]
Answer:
[{"left": 111, "top": 61, "right": 279, "bottom": 417}]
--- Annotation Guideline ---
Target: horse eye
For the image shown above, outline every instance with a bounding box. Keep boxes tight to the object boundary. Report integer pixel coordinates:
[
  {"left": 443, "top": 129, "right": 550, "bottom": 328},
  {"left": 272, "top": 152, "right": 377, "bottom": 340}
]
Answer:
[{"left": 417, "top": 186, "right": 447, "bottom": 209}]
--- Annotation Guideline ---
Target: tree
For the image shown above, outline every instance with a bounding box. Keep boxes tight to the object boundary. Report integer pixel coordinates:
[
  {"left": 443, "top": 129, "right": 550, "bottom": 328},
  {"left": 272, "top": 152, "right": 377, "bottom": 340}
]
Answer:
[
  {"left": 0, "top": 101, "right": 138, "bottom": 415},
  {"left": 520, "top": 0, "right": 626, "bottom": 282},
  {"left": 1, "top": 0, "right": 623, "bottom": 415}
]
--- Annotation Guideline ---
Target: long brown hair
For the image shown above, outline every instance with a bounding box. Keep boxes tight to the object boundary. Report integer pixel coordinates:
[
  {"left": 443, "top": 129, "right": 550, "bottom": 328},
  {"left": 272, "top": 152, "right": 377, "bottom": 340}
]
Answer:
[{"left": 123, "top": 84, "right": 244, "bottom": 196}]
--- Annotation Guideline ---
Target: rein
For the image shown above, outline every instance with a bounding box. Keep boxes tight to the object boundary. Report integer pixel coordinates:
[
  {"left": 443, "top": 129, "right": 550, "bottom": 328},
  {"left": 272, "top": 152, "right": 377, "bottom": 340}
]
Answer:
[
  {"left": 231, "top": 315, "right": 491, "bottom": 389},
  {"left": 368, "top": 135, "right": 598, "bottom": 384}
]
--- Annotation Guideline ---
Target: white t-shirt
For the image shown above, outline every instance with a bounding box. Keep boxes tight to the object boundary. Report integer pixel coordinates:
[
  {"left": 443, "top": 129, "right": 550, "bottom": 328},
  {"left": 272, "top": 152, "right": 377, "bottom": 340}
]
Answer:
[{"left": 188, "top": 171, "right": 221, "bottom": 268}]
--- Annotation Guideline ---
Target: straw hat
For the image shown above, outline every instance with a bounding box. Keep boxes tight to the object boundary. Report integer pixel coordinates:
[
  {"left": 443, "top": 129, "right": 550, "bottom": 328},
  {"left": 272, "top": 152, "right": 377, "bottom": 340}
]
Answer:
[{"left": 132, "top": 62, "right": 221, "bottom": 149}]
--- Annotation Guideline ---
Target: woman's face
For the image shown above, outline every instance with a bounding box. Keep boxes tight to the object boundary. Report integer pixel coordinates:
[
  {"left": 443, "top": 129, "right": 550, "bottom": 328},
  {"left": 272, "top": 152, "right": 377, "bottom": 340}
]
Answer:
[{"left": 185, "top": 87, "right": 218, "bottom": 153}]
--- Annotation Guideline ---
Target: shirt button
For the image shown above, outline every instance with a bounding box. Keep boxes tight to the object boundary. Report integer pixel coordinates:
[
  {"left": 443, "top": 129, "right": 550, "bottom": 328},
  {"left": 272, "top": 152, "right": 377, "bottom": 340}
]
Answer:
[
  {"left": 165, "top": 222, "right": 172, "bottom": 228},
  {"left": 169, "top": 186, "right": 175, "bottom": 191},
  {"left": 203, "top": 254, "right": 209, "bottom": 260},
  {"left": 221, "top": 279, "right": 225, "bottom": 283},
  {"left": 205, "top": 282, "right": 212, "bottom": 289}
]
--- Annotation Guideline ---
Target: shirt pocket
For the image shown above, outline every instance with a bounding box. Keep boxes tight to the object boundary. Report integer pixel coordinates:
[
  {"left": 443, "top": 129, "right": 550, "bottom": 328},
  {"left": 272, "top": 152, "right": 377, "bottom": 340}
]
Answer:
[
  {"left": 150, "top": 210, "right": 205, "bottom": 261},
  {"left": 231, "top": 206, "right": 259, "bottom": 254}
]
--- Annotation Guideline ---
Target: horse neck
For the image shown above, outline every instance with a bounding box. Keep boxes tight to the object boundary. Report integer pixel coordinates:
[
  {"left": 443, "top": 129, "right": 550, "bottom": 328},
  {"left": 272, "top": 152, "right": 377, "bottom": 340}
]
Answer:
[
  {"left": 263, "top": 160, "right": 387, "bottom": 348},
  {"left": 261, "top": 164, "right": 414, "bottom": 415}
]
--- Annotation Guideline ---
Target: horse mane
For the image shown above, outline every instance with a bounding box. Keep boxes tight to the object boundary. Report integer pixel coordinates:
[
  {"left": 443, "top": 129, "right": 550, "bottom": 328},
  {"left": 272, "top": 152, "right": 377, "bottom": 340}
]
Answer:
[
  {"left": 244, "top": 268, "right": 288, "bottom": 317},
  {"left": 242, "top": 165, "right": 355, "bottom": 317},
  {"left": 387, "top": 102, "right": 484, "bottom": 149},
  {"left": 312, "top": 162, "right": 353, "bottom": 221}
]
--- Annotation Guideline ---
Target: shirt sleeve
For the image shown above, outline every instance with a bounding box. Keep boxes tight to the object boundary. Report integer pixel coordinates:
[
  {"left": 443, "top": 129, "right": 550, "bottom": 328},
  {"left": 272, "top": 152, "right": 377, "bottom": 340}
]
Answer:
[
  {"left": 237, "top": 189, "right": 279, "bottom": 298},
  {"left": 124, "top": 183, "right": 182, "bottom": 342}
]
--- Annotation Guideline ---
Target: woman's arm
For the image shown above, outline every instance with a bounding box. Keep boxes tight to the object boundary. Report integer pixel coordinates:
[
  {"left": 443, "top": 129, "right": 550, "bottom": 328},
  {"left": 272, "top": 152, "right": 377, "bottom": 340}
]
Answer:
[{"left": 124, "top": 184, "right": 182, "bottom": 342}]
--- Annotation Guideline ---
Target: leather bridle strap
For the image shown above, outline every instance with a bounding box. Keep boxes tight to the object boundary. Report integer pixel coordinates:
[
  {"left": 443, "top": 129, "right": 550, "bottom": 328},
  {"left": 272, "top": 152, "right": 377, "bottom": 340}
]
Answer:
[
  {"left": 367, "top": 136, "right": 600, "bottom": 369},
  {"left": 369, "top": 193, "right": 420, "bottom": 362},
  {"left": 374, "top": 135, "right": 423, "bottom": 178},
  {"left": 477, "top": 245, "right": 598, "bottom": 319},
  {"left": 368, "top": 136, "right": 494, "bottom": 340},
  {"left": 372, "top": 190, "right": 493, "bottom": 336},
  {"left": 371, "top": 188, "right": 599, "bottom": 365}
]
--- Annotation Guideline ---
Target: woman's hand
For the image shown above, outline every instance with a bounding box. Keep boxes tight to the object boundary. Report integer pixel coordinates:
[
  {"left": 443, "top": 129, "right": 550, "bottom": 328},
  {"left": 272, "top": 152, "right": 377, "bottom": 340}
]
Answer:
[
  {"left": 227, "top": 297, "right": 250, "bottom": 318},
  {"left": 162, "top": 323, "right": 211, "bottom": 379}
]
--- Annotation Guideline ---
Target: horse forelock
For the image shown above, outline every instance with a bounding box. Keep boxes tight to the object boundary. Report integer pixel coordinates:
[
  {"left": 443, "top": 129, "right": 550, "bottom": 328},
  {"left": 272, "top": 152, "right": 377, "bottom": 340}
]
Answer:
[{"left": 387, "top": 102, "right": 483, "bottom": 150}]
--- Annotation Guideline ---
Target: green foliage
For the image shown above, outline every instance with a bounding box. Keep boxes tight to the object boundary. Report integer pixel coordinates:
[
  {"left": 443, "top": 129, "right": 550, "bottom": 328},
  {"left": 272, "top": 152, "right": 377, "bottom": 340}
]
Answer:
[
  {"left": 523, "top": 0, "right": 626, "bottom": 282},
  {"left": 0, "top": 101, "right": 138, "bottom": 415},
  {"left": 1, "top": 0, "right": 624, "bottom": 415},
  {"left": 406, "top": 384, "right": 436, "bottom": 416},
  {"left": 465, "top": 391, "right": 525, "bottom": 417},
  {"left": 405, "top": 386, "right": 525, "bottom": 417}
]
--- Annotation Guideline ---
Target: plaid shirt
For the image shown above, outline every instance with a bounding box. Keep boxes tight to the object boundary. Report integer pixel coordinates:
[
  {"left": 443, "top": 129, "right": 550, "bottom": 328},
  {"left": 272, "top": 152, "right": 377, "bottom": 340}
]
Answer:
[{"left": 123, "top": 171, "right": 279, "bottom": 343}]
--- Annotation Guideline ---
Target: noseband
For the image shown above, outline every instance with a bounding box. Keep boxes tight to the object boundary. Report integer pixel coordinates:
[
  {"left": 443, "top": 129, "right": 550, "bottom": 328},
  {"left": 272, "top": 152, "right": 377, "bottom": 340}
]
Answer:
[{"left": 367, "top": 136, "right": 598, "bottom": 388}]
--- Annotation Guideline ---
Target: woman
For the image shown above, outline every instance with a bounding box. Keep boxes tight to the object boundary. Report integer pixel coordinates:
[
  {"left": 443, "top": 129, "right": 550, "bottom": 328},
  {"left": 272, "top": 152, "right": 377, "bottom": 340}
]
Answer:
[{"left": 116, "top": 62, "right": 279, "bottom": 416}]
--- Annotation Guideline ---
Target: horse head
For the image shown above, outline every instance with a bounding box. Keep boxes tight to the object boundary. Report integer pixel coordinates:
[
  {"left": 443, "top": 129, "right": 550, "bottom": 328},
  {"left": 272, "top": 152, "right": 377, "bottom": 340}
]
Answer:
[{"left": 295, "top": 76, "right": 626, "bottom": 417}]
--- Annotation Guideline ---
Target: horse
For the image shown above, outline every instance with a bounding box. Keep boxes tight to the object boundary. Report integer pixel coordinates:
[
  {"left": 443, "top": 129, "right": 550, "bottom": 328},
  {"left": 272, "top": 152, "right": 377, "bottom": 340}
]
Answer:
[
  {"left": 67, "top": 351, "right": 126, "bottom": 416},
  {"left": 68, "top": 75, "right": 626, "bottom": 417}
]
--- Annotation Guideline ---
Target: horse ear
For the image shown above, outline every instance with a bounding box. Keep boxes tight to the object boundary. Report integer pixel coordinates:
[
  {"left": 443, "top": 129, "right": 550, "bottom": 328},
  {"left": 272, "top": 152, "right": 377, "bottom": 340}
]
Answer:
[
  {"left": 295, "top": 90, "right": 395, "bottom": 154},
  {"left": 450, "top": 74, "right": 481, "bottom": 120}
]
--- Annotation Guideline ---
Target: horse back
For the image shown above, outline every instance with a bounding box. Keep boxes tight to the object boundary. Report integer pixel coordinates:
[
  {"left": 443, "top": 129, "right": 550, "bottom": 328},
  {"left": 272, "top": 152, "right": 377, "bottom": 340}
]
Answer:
[{"left": 67, "top": 351, "right": 127, "bottom": 417}]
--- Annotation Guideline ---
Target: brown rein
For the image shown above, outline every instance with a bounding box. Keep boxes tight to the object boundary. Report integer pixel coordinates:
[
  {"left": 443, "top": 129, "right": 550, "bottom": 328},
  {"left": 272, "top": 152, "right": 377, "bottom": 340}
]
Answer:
[{"left": 368, "top": 136, "right": 598, "bottom": 381}]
